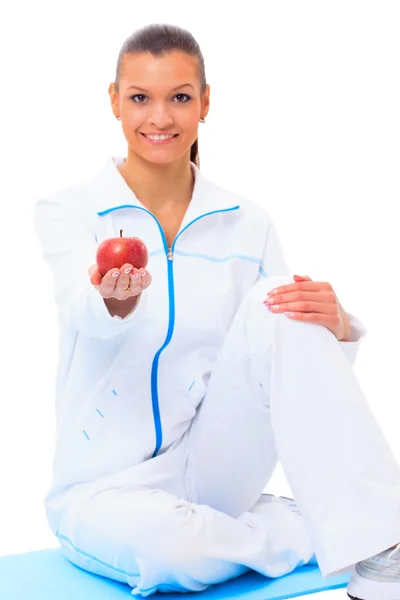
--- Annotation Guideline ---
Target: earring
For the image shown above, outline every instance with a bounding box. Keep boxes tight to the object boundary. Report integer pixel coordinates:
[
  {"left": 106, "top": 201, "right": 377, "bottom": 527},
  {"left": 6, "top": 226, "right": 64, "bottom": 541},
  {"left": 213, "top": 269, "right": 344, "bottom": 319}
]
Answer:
[
  {"left": 200, "top": 118, "right": 206, "bottom": 123},
  {"left": 115, "top": 116, "right": 121, "bottom": 121}
]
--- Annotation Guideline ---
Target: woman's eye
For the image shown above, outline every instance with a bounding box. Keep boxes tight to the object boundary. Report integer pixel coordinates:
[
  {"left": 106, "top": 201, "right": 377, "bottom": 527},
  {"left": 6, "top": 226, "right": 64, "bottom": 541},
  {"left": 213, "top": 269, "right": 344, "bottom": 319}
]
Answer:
[
  {"left": 130, "top": 94, "right": 191, "bottom": 103},
  {"left": 175, "top": 94, "right": 191, "bottom": 102},
  {"left": 131, "top": 94, "right": 146, "bottom": 103}
]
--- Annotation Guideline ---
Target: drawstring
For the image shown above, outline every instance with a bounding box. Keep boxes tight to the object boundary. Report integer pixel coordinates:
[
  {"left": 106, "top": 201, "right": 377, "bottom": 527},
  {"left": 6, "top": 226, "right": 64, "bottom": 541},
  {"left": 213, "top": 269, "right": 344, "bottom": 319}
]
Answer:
[{"left": 387, "top": 542, "right": 400, "bottom": 559}]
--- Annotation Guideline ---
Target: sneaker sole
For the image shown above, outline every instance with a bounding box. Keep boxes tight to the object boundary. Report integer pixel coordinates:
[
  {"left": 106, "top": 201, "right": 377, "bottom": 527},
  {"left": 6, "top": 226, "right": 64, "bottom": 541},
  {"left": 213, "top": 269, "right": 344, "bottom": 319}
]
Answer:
[{"left": 347, "top": 568, "right": 400, "bottom": 600}]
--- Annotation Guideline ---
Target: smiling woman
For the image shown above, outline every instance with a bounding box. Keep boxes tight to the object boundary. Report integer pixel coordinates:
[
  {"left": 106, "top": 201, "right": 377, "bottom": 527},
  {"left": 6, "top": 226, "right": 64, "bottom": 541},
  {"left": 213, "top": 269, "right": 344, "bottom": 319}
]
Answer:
[
  {"left": 106, "top": 24, "right": 210, "bottom": 243},
  {"left": 109, "top": 23, "right": 209, "bottom": 168},
  {"left": 33, "top": 20, "right": 400, "bottom": 600}
]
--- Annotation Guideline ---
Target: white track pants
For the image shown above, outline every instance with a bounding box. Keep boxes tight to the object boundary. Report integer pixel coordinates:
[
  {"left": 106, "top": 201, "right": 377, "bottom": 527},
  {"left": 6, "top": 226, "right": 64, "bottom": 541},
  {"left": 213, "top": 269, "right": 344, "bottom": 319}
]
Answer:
[{"left": 56, "top": 276, "right": 400, "bottom": 597}]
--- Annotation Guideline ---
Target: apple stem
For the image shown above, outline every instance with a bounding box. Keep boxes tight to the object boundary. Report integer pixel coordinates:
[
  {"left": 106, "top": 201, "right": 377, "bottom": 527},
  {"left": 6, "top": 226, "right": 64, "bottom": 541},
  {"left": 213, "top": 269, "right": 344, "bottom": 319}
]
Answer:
[{"left": 120, "top": 229, "right": 123, "bottom": 237}]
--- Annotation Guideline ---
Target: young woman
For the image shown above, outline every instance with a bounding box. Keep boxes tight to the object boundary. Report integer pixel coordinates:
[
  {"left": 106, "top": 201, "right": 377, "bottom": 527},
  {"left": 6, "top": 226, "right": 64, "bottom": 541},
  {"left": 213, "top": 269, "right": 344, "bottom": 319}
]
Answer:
[{"left": 34, "top": 23, "right": 400, "bottom": 600}]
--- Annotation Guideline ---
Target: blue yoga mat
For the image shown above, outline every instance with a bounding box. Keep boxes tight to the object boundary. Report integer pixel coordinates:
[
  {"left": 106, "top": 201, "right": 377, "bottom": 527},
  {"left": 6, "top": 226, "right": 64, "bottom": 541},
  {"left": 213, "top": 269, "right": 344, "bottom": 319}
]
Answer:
[{"left": 0, "top": 548, "right": 353, "bottom": 599}]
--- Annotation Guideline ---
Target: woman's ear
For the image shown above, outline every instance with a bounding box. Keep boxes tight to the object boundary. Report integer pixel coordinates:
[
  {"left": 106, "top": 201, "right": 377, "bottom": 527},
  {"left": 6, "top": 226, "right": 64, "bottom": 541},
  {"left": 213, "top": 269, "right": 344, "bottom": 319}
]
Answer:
[
  {"left": 202, "top": 84, "right": 210, "bottom": 119},
  {"left": 108, "top": 82, "right": 119, "bottom": 118}
]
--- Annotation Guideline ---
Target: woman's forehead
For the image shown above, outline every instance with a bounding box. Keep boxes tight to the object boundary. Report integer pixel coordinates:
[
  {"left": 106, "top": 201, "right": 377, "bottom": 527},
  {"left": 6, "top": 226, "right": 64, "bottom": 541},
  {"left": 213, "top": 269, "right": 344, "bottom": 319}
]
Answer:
[{"left": 120, "top": 51, "right": 199, "bottom": 84}]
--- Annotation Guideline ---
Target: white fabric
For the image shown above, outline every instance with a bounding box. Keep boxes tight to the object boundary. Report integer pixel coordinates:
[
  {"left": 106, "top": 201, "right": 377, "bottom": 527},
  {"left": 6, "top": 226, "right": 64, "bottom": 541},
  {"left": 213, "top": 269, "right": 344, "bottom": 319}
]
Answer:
[{"left": 33, "top": 157, "right": 400, "bottom": 596}]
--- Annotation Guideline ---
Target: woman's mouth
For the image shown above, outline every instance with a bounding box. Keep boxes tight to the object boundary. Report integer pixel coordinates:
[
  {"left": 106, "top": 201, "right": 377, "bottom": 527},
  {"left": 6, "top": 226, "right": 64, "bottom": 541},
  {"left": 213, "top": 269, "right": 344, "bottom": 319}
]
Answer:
[{"left": 141, "top": 133, "right": 179, "bottom": 145}]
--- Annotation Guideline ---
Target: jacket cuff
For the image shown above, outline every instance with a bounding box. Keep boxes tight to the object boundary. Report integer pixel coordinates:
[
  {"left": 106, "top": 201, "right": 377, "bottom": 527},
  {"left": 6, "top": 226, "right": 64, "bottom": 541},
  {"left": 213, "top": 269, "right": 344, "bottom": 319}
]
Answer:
[
  {"left": 86, "top": 285, "right": 148, "bottom": 336},
  {"left": 338, "top": 311, "right": 367, "bottom": 366}
]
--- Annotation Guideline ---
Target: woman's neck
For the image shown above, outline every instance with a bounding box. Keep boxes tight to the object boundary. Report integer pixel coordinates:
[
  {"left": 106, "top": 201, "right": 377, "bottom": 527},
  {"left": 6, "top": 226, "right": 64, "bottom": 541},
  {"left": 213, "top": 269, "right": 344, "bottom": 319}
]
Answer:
[{"left": 117, "top": 153, "right": 195, "bottom": 213}]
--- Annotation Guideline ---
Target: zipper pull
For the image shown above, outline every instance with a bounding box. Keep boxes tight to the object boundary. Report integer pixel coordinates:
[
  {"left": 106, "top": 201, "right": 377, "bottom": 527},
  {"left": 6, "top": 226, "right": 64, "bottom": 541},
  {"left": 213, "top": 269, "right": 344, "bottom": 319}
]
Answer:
[{"left": 167, "top": 248, "right": 174, "bottom": 260}]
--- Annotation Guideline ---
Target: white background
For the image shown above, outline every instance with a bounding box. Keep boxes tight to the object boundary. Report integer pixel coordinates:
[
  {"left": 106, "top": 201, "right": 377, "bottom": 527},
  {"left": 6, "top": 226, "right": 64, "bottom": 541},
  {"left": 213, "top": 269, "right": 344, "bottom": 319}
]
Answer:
[{"left": 0, "top": 1, "right": 399, "bottom": 597}]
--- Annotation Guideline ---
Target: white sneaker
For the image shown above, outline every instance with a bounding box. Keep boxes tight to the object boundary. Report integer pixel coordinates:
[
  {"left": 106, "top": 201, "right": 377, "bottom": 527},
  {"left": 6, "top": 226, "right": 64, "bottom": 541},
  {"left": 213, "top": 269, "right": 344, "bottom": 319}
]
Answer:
[{"left": 346, "top": 542, "right": 400, "bottom": 599}]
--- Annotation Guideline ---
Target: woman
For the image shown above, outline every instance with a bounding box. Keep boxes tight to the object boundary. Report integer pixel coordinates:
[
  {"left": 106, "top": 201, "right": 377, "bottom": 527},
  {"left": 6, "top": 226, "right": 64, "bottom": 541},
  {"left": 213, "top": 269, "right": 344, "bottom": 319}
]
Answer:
[{"left": 34, "top": 23, "right": 400, "bottom": 600}]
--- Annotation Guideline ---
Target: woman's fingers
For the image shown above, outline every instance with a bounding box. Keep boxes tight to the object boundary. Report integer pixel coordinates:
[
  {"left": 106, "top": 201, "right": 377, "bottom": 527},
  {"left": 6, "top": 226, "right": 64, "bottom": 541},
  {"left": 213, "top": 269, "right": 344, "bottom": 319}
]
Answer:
[
  {"left": 138, "top": 268, "right": 152, "bottom": 290},
  {"left": 128, "top": 267, "right": 144, "bottom": 294},
  {"left": 100, "top": 268, "right": 122, "bottom": 298},
  {"left": 88, "top": 264, "right": 102, "bottom": 286},
  {"left": 115, "top": 263, "right": 134, "bottom": 292},
  {"left": 89, "top": 263, "right": 151, "bottom": 299},
  {"left": 128, "top": 267, "right": 152, "bottom": 292}
]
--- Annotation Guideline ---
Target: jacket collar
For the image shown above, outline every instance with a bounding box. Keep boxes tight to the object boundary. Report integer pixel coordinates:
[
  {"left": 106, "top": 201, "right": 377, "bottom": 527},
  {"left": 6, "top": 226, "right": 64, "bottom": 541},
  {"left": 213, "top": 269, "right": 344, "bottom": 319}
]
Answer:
[{"left": 90, "top": 157, "right": 240, "bottom": 226}]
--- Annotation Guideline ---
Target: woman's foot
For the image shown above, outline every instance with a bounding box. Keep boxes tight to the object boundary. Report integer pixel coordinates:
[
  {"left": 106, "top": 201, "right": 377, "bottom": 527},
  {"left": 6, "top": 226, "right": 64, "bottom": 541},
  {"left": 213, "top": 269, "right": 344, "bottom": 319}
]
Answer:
[{"left": 346, "top": 542, "right": 400, "bottom": 600}]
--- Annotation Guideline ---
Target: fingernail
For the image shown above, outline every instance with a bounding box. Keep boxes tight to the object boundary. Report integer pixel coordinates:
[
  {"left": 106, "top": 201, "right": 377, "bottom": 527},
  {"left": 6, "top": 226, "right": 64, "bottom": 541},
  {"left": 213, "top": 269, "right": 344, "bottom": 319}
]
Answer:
[
  {"left": 124, "top": 268, "right": 132, "bottom": 274},
  {"left": 141, "top": 271, "right": 146, "bottom": 277},
  {"left": 112, "top": 272, "right": 119, "bottom": 277},
  {"left": 132, "top": 273, "right": 139, "bottom": 279}
]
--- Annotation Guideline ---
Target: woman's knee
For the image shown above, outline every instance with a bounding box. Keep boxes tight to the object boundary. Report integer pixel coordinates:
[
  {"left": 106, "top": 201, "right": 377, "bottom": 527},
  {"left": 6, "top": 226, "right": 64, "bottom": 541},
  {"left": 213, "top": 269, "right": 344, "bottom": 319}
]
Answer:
[{"left": 230, "top": 274, "right": 296, "bottom": 359}]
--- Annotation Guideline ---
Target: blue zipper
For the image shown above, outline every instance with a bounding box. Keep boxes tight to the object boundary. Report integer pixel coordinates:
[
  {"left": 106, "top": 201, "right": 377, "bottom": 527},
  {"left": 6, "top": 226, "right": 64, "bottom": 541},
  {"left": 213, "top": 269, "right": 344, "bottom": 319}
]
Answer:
[{"left": 99, "top": 203, "right": 240, "bottom": 457}]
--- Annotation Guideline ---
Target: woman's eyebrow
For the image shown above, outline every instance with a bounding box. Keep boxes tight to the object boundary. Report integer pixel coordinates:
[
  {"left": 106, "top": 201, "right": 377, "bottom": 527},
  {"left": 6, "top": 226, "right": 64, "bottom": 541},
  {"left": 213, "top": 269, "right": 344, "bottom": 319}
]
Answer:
[{"left": 127, "top": 83, "right": 195, "bottom": 92}]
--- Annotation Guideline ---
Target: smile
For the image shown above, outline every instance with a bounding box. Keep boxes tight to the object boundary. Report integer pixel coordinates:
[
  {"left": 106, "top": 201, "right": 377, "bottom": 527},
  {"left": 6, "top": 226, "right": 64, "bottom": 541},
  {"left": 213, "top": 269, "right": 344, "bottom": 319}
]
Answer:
[
  {"left": 141, "top": 133, "right": 179, "bottom": 145},
  {"left": 142, "top": 133, "right": 178, "bottom": 140}
]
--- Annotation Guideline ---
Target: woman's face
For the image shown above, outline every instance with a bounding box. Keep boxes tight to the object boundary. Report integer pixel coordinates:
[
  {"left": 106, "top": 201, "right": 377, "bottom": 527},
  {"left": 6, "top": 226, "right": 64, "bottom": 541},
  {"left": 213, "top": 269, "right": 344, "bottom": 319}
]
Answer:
[{"left": 109, "top": 51, "right": 210, "bottom": 164}]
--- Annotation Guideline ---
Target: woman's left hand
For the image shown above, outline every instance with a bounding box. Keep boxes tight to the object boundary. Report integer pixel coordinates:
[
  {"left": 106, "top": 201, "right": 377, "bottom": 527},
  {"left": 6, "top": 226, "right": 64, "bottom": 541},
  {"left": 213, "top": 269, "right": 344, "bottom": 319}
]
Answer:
[{"left": 263, "top": 274, "right": 351, "bottom": 342}]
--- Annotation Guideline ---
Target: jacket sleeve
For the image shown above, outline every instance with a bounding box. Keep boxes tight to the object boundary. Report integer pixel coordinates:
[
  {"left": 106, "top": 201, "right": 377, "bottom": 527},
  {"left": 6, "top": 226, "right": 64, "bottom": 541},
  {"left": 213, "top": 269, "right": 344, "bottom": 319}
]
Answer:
[
  {"left": 259, "top": 210, "right": 367, "bottom": 367},
  {"left": 336, "top": 311, "right": 367, "bottom": 367},
  {"left": 259, "top": 212, "right": 291, "bottom": 278},
  {"left": 34, "top": 191, "right": 148, "bottom": 340}
]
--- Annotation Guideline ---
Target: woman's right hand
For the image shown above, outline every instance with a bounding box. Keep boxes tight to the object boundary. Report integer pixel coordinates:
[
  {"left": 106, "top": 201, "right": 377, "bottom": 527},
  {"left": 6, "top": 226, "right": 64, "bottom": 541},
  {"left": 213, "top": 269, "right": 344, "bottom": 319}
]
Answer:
[{"left": 88, "top": 263, "right": 152, "bottom": 300}]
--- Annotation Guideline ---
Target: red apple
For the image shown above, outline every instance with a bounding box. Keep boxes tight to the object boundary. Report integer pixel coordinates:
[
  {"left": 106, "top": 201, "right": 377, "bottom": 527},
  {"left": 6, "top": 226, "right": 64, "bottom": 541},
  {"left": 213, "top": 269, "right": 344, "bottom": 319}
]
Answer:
[{"left": 96, "top": 230, "right": 148, "bottom": 276}]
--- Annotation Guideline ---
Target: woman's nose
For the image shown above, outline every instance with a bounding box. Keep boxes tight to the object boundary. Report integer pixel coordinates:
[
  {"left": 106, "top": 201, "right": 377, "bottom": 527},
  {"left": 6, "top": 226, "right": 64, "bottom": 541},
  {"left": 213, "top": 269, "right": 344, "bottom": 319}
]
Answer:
[{"left": 148, "top": 104, "right": 174, "bottom": 127}]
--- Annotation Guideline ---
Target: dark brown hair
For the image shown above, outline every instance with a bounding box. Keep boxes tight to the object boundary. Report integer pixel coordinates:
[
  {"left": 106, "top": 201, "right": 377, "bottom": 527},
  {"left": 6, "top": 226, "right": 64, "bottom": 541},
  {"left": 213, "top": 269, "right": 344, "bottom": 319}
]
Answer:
[{"left": 114, "top": 24, "right": 207, "bottom": 168}]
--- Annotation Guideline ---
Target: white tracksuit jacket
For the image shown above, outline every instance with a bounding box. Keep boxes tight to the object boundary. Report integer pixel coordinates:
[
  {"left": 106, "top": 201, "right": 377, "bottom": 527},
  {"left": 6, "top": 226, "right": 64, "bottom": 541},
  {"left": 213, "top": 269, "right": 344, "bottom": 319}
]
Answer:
[{"left": 34, "top": 157, "right": 368, "bottom": 574}]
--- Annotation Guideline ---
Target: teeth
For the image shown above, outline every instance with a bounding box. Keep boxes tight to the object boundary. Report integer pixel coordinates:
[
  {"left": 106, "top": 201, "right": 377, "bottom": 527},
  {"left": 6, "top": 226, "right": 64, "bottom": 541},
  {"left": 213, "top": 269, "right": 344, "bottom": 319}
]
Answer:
[{"left": 144, "top": 134, "right": 175, "bottom": 141}]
